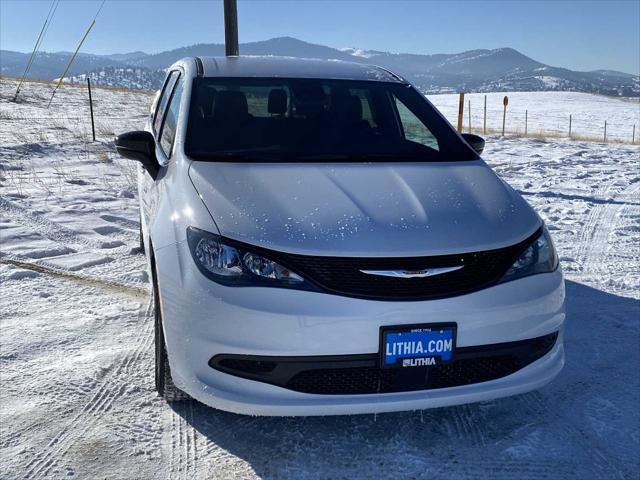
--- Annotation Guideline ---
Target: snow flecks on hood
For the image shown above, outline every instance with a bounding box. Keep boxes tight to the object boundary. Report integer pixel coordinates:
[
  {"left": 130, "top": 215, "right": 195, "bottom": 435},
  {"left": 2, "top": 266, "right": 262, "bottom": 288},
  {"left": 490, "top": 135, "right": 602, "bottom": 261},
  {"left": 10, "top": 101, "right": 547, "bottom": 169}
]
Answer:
[{"left": 188, "top": 160, "right": 540, "bottom": 256}]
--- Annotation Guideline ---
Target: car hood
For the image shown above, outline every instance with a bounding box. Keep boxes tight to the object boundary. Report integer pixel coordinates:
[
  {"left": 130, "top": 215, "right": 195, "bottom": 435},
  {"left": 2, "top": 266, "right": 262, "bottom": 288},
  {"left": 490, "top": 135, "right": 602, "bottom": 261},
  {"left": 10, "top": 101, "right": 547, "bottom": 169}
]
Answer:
[{"left": 188, "top": 160, "right": 540, "bottom": 256}]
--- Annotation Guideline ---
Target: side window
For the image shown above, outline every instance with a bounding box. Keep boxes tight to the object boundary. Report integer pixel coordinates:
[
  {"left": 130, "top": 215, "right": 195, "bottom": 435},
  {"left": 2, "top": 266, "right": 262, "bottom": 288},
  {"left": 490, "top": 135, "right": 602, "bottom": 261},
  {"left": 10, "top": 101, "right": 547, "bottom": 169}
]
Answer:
[
  {"left": 393, "top": 95, "right": 439, "bottom": 151},
  {"left": 149, "top": 89, "right": 160, "bottom": 118},
  {"left": 159, "top": 76, "right": 183, "bottom": 157},
  {"left": 153, "top": 71, "right": 180, "bottom": 135}
]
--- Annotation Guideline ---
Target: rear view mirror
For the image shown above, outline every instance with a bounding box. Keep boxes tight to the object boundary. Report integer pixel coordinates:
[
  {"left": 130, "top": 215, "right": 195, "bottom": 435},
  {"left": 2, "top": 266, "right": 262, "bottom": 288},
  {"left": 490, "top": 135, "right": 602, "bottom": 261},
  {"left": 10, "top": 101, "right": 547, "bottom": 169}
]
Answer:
[
  {"left": 115, "top": 130, "right": 159, "bottom": 178},
  {"left": 461, "top": 133, "right": 485, "bottom": 155}
]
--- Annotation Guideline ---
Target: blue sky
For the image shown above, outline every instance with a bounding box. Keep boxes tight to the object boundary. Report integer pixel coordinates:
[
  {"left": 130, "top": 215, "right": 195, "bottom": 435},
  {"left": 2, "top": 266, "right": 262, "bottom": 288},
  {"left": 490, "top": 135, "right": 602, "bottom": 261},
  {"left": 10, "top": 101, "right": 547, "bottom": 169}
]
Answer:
[{"left": 1, "top": 0, "right": 639, "bottom": 74}]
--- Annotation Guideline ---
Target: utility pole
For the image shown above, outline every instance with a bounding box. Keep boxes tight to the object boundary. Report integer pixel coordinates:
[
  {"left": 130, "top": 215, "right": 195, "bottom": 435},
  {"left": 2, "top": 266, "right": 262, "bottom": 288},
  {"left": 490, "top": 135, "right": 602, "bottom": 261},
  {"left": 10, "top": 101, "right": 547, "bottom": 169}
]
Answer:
[{"left": 224, "top": 0, "right": 239, "bottom": 56}]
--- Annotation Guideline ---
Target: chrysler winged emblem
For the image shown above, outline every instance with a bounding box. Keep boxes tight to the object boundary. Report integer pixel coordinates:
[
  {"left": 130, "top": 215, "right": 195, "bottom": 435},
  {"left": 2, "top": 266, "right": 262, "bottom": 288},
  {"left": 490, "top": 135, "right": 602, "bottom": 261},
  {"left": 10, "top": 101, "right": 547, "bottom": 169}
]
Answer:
[{"left": 359, "top": 265, "right": 464, "bottom": 278}]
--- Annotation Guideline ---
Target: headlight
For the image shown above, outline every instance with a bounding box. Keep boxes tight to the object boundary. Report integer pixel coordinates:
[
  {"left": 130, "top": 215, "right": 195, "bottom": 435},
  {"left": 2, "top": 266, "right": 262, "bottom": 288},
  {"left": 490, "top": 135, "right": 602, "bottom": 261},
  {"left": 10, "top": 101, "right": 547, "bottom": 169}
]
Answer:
[
  {"left": 499, "top": 226, "right": 559, "bottom": 284},
  {"left": 187, "top": 227, "right": 305, "bottom": 287}
]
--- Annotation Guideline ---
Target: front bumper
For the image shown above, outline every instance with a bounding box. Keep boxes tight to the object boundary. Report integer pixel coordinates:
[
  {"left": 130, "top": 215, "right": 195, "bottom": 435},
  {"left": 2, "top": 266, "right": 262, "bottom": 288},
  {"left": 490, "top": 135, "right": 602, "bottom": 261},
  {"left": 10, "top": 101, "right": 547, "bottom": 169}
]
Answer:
[{"left": 155, "top": 240, "right": 566, "bottom": 416}]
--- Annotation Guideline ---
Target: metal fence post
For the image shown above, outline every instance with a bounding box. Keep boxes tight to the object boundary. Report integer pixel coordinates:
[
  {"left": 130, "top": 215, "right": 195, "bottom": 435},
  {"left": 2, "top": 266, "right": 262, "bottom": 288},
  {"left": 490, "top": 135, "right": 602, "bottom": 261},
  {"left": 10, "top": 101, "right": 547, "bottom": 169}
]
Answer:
[
  {"left": 87, "top": 77, "right": 95, "bottom": 142},
  {"left": 502, "top": 96, "right": 508, "bottom": 136}
]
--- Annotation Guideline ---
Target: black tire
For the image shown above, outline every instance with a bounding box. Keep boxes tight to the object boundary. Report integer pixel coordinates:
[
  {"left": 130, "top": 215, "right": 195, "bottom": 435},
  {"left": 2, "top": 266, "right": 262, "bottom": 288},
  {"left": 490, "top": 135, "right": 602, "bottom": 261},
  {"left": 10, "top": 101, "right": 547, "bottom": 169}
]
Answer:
[
  {"left": 139, "top": 215, "right": 146, "bottom": 254},
  {"left": 153, "top": 263, "right": 188, "bottom": 402}
]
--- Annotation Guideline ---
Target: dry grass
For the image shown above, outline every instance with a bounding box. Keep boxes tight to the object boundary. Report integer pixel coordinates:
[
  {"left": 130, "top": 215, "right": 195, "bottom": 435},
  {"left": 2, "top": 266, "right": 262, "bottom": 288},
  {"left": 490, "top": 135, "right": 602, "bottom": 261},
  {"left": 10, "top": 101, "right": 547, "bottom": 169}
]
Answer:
[
  {"left": 0, "top": 75, "right": 156, "bottom": 96},
  {"left": 95, "top": 152, "right": 111, "bottom": 163}
]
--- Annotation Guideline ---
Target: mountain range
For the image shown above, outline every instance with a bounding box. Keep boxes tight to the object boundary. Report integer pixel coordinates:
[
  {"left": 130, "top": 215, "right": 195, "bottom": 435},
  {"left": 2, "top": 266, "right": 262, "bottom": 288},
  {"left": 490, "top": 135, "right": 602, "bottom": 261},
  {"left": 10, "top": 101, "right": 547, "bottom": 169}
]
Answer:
[{"left": 1, "top": 36, "right": 638, "bottom": 96}]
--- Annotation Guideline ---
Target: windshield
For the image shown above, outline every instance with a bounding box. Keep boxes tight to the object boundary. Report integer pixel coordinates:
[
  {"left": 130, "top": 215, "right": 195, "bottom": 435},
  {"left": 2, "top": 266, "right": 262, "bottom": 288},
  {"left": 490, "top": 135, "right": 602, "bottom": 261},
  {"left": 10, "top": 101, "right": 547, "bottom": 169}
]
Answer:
[{"left": 185, "top": 78, "right": 477, "bottom": 162}]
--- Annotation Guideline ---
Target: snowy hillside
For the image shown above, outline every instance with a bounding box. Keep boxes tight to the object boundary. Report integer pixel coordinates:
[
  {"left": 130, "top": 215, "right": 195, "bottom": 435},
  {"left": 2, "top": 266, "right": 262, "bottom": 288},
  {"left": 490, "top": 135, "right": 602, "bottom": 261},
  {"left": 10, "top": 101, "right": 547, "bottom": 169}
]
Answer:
[
  {"left": 3, "top": 36, "right": 639, "bottom": 95},
  {"left": 1, "top": 78, "right": 638, "bottom": 479},
  {"left": 59, "top": 66, "right": 166, "bottom": 91}
]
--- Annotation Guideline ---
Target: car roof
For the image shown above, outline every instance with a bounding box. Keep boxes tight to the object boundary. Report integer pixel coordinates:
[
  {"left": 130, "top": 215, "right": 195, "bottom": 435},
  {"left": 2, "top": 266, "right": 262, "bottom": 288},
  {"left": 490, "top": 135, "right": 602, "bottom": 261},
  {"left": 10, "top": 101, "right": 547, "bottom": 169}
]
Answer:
[{"left": 191, "top": 56, "right": 406, "bottom": 83}]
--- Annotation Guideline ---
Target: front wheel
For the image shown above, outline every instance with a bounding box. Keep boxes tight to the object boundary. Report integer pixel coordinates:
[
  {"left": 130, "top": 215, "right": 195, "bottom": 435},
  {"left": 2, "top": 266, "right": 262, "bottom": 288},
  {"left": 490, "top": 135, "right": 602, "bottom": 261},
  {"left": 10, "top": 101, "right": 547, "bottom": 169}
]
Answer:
[{"left": 153, "top": 264, "right": 188, "bottom": 401}]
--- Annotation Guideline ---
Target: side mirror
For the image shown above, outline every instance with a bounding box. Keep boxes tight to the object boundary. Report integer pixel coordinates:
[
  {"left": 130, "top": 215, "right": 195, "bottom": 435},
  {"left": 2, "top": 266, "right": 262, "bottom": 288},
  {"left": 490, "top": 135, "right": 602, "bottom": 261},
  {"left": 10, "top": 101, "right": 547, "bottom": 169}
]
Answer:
[
  {"left": 115, "top": 130, "right": 159, "bottom": 178},
  {"left": 461, "top": 133, "right": 485, "bottom": 155}
]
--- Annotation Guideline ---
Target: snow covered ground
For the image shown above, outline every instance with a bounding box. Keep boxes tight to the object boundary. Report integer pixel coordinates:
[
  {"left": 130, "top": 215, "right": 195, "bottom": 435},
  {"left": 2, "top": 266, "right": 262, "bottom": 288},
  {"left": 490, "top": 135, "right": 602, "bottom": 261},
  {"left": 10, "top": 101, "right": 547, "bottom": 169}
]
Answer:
[
  {"left": 1, "top": 78, "right": 639, "bottom": 479},
  {"left": 429, "top": 91, "right": 640, "bottom": 142}
]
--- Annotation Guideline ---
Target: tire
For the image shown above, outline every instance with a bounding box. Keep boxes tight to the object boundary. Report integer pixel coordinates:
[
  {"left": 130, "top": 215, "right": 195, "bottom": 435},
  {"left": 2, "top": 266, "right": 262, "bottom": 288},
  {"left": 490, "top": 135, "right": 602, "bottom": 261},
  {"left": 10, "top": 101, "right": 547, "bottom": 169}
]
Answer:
[
  {"left": 153, "top": 262, "right": 188, "bottom": 402},
  {"left": 139, "top": 215, "right": 146, "bottom": 254}
]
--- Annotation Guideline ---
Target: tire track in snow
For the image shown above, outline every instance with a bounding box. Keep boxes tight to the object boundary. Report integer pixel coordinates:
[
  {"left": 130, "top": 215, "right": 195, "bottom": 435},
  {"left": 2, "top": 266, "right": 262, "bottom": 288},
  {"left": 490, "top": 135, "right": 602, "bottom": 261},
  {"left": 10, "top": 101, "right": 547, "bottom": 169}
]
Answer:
[
  {"left": 461, "top": 403, "right": 488, "bottom": 447},
  {"left": 0, "top": 196, "right": 128, "bottom": 252},
  {"left": 0, "top": 196, "right": 147, "bottom": 287},
  {"left": 168, "top": 407, "right": 178, "bottom": 479},
  {"left": 573, "top": 179, "right": 617, "bottom": 273},
  {"left": 578, "top": 182, "right": 639, "bottom": 283},
  {"left": 22, "top": 299, "right": 154, "bottom": 480},
  {"left": 168, "top": 399, "right": 199, "bottom": 480},
  {"left": 169, "top": 403, "right": 187, "bottom": 480},
  {"left": 187, "top": 401, "right": 199, "bottom": 480},
  {"left": 25, "top": 299, "right": 153, "bottom": 479},
  {"left": 516, "top": 392, "right": 629, "bottom": 479}
]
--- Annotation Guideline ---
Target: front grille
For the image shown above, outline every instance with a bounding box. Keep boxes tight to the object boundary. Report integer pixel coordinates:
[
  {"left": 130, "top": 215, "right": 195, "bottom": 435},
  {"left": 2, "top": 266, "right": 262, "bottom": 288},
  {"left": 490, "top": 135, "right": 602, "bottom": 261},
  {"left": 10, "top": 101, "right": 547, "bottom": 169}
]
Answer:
[
  {"left": 286, "top": 355, "right": 522, "bottom": 394},
  {"left": 226, "top": 228, "right": 540, "bottom": 300},
  {"left": 210, "top": 332, "right": 558, "bottom": 395}
]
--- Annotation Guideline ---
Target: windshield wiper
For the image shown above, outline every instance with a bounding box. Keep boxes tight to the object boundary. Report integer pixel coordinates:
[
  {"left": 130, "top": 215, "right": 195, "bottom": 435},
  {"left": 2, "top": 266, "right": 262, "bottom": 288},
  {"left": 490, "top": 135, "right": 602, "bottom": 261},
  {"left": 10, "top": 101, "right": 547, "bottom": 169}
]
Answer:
[
  {"left": 212, "top": 146, "right": 283, "bottom": 155},
  {"left": 294, "top": 152, "right": 437, "bottom": 162},
  {"left": 187, "top": 149, "right": 284, "bottom": 162}
]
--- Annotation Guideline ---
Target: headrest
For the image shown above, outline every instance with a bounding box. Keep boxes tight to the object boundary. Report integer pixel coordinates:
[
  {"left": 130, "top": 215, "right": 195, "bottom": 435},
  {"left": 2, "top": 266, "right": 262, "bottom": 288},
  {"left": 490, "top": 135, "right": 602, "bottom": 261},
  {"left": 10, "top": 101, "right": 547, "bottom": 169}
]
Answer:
[
  {"left": 198, "top": 86, "right": 217, "bottom": 116},
  {"left": 344, "top": 95, "right": 363, "bottom": 123},
  {"left": 268, "top": 89, "right": 287, "bottom": 115},
  {"left": 293, "top": 82, "right": 326, "bottom": 117},
  {"left": 213, "top": 90, "right": 248, "bottom": 120},
  {"left": 329, "top": 87, "right": 350, "bottom": 108}
]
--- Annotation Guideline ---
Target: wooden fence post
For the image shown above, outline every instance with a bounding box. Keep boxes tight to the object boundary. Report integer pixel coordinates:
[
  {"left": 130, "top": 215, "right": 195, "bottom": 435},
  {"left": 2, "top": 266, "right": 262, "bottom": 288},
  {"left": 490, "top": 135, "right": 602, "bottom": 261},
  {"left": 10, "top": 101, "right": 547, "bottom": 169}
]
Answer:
[
  {"left": 87, "top": 77, "right": 95, "bottom": 142},
  {"left": 525, "top": 110, "right": 528, "bottom": 136},
  {"left": 502, "top": 96, "right": 508, "bottom": 136},
  {"left": 468, "top": 100, "right": 471, "bottom": 131},
  {"left": 569, "top": 114, "right": 572, "bottom": 138},
  {"left": 483, "top": 95, "right": 487, "bottom": 136},
  {"left": 457, "top": 92, "right": 465, "bottom": 133},
  {"left": 604, "top": 121, "right": 607, "bottom": 143}
]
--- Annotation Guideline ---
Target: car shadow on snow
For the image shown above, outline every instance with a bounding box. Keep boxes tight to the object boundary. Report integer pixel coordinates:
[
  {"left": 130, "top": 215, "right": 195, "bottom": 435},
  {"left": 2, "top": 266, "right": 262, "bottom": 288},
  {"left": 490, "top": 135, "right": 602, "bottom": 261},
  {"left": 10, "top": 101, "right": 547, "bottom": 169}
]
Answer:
[{"left": 170, "top": 280, "right": 639, "bottom": 479}]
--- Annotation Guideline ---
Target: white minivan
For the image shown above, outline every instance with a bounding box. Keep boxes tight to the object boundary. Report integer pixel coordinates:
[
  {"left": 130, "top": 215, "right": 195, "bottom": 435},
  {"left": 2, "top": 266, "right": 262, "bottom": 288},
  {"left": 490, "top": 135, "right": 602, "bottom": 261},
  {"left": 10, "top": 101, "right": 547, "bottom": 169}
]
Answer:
[{"left": 116, "top": 56, "right": 565, "bottom": 416}]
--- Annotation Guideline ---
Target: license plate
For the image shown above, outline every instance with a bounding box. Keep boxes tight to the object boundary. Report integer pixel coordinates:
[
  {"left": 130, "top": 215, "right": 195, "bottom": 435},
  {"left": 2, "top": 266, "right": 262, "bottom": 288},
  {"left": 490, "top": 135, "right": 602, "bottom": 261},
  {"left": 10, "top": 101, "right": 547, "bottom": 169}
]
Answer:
[{"left": 380, "top": 323, "right": 456, "bottom": 368}]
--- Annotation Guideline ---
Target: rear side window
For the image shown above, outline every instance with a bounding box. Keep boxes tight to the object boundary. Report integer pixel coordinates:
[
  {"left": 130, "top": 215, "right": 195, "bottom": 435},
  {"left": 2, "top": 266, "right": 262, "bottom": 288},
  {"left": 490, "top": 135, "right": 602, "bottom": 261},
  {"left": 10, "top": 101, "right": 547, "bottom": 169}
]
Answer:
[
  {"left": 153, "top": 71, "right": 180, "bottom": 135},
  {"left": 160, "top": 76, "right": 183, "bottom": 157}
]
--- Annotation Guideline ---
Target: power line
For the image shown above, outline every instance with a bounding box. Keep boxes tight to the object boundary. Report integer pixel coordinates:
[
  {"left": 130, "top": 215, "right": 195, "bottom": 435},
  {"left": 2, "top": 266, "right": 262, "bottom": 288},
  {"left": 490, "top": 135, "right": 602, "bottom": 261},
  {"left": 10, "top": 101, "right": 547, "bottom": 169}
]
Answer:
[
  {"left": 13, "top": 0, "right": 59, "bottom": 100},
  {"left": 18, "top": 0, "right": 59, "bottom": 94},
  {"left": 47, "top": 0, "right": 108, "bottom": 107},
  {"left": 93, "top": 0, "right": 107, "bottom": 20},
  {"left": 40, "top": 0, "right": 60, "bottom": 47}
]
